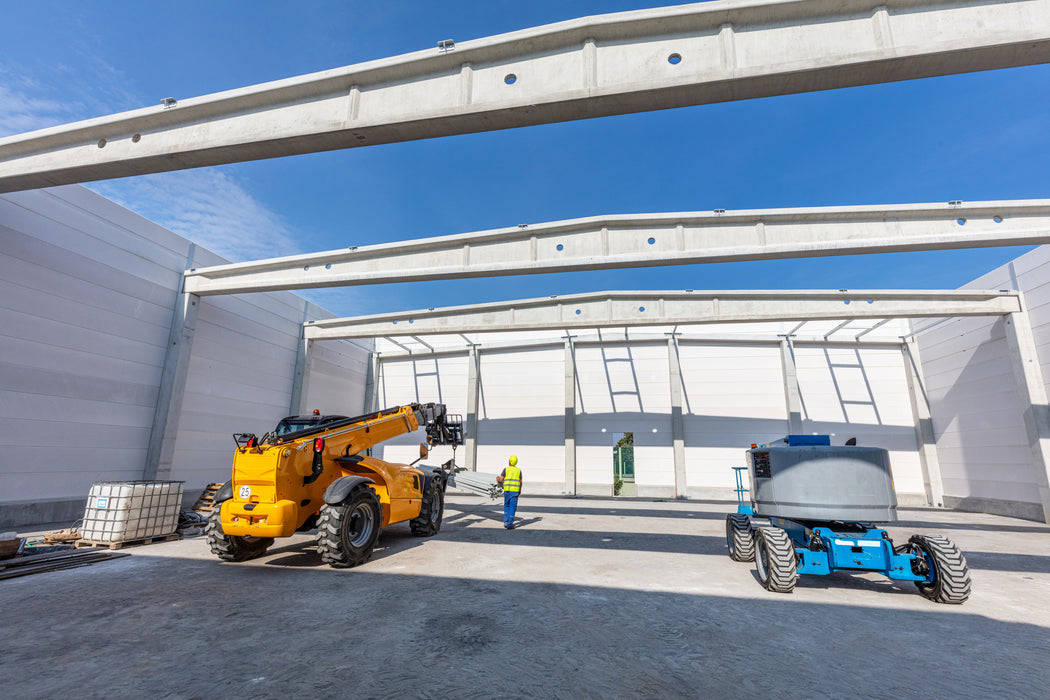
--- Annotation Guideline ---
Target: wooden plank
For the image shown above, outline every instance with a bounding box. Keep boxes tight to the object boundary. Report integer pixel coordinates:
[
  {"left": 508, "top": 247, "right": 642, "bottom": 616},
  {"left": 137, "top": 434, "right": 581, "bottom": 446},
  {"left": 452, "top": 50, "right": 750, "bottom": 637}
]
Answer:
[{"left": 74, "top": 534, "right": 178, "bottom": 550}]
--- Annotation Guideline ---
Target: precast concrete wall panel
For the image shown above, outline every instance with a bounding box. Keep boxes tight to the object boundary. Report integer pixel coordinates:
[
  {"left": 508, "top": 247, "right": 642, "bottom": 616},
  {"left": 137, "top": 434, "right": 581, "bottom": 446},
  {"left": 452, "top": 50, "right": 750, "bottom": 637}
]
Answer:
[
  {"left": 476, "top": 348, "right": 564, "bottom": 493},
  {"left": 574, "top": 343, "right": 673, "bottom": 496},
  {"left": 915, "top": 246, "right": 1050, "bottom": 520},
  {"left": 793, "top": 345, "right": 925, "bottom": 500},
  {"left": 376, "top": 354, "right": 469, "bottom": 468},
  {"left": 676, "top": 343, "right": 787, "bottom": 498},
  {"left": 0, "top": 185, "right": 368, "bottom": 526},
  {"left": 305, "top": 339, "right": 370, "bottom": 416},
  {"left": 0, "top": 188, "right": 181, "bottom": 504},
  {"left": 915, "top": 316, "right": 1033, "bottom": 508}
]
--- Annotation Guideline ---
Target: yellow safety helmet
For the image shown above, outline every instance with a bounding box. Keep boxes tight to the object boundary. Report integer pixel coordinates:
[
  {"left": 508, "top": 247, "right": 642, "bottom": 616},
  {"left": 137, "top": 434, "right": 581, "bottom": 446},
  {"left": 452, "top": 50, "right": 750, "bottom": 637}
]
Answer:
[{"left": 508, "top": 455, "right": 518, "bottom": 466}]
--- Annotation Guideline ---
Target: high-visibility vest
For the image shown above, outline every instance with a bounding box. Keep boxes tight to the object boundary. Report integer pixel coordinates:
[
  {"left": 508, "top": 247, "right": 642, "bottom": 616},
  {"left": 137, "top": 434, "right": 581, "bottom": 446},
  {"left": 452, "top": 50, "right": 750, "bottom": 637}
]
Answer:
[{"left": 502, "top": 465, "right": 522, "bottom": 492}]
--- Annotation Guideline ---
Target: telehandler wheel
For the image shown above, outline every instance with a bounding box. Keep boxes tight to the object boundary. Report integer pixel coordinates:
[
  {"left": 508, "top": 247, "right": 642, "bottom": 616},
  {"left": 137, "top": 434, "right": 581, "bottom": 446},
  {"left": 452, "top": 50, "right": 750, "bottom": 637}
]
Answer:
[
  {"left": 316, "top": 486, "right": 382, "bottom": 568},
  {"left": 410, "top": 478, "right": 444, "bottom": 537},
  {"left": 909, "top": 534, "right": 972, "bottom": 604},
  {"left": 754, "top": 527, "right": 798, "bottom": 593},
  {"left": 205, "top": 508, "right": 274, "bottom": 562},
  {"left": 725, "top": 514, "right": 755, "bottom": 562}
]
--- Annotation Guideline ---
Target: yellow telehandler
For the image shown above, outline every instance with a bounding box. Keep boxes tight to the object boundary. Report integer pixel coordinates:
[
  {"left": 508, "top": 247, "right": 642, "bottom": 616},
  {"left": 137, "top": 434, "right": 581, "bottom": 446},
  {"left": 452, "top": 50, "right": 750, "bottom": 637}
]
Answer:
[{"left": 206, "top": 403, "right": 463, "bottom": 567}]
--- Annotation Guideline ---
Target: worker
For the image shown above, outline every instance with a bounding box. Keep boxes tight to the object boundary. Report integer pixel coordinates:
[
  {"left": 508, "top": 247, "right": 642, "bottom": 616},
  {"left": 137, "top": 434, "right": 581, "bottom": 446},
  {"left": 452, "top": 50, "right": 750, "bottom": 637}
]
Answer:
[{"left": 497, "top": 455, "right": 522, "bottom": 529}]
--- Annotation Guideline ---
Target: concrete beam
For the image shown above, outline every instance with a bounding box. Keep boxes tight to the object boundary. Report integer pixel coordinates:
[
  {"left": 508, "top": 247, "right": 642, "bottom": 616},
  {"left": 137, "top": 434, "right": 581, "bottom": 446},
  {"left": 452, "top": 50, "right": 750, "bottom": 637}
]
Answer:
[
  {"left": 464, "top": 345, "right": 480, "bottom": 471},
  {"left": 143, "top": 292, "right": 199, "bottom": 480},
  {"left": 564, "top": 339, "right": 577, "bottom": 495},
  {"left": 182, "top": 201, "right": 1050, "bottom": 295},
  {"left": 902, "top": 337, "right": 944, "bottom": 506},
  {"left": 304, "top": 289, "right": 1021, "bottom": 339},
  {"left": 373, "top": 330, "right": 907, "bottom": 359},
  {"left": 288, "top": 329, "right": 314, "bottom": 416},
  {"left": 1002, "top": 306, "right": 1050, "bottom": 523},
  {"left": 2, "top": 0, "right": 1049, "bottom": 192},
  {"left": 363, "top": 352, "right": 379, "bottom": 414},
  {"left": 779, "top": 338, "right": 803, "bottom": 434},
  {"left": 668, "top": 336, "right": 687, "bottom": 498}
]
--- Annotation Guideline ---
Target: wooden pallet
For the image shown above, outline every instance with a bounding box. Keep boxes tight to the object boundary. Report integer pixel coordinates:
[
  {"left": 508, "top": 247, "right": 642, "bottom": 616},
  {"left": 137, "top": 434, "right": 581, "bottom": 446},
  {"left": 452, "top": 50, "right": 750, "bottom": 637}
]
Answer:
[
  {"left": 192, "top": 482, "right": 225, "bottom": 513},
  {"left": 74, "top": 533, "right": 178, "bottom": 550}
]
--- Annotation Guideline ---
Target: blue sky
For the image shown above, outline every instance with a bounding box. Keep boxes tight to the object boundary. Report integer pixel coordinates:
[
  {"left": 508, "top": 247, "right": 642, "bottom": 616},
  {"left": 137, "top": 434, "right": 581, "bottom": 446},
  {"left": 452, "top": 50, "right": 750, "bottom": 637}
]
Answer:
[{"left": 2, "top": 0, "right": 1049, "bottom": 317}]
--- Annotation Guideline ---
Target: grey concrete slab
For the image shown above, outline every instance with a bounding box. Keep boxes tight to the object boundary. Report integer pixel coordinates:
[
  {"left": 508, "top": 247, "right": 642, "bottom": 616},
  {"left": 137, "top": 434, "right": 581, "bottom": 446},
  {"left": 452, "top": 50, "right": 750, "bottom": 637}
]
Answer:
[
  {"left": 3, "top": 0, "right": 1050, "bottom": 192},
  {"left": 2, "top": 494, "right": 1048, "bottom": 698}
]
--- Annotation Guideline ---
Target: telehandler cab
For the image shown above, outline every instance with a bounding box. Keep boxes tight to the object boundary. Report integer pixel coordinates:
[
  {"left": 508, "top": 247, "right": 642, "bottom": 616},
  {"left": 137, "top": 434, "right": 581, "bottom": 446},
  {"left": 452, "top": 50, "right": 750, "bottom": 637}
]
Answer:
[{"left": 207, "top": 403, "right": 463, "bottom": 568}]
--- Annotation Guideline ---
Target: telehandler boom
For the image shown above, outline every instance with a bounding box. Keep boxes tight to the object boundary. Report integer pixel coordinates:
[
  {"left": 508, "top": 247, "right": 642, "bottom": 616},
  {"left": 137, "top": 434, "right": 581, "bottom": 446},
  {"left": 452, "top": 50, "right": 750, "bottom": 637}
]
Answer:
[{"left": 207, "top": 403, "right": 463, "bottom": 567}]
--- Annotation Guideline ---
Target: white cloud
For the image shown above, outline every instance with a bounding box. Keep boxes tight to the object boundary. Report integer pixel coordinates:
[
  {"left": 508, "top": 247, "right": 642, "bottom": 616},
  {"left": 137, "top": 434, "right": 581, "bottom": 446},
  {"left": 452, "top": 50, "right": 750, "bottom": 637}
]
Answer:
[
  {"left": 0, "top": 58, "right": 303, "bottom": 263},
  {"left": 91, "top": 170, "right": 304, "bottom": 262}
]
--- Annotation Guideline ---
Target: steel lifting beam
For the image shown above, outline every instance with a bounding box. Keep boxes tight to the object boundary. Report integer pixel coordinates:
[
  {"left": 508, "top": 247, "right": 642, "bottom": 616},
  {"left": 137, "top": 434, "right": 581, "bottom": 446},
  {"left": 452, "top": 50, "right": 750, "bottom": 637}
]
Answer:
[
  {"left": 303, "top": 289, "right": 1021, "bottom": 339},
  {"left": 180, "top": 201, "right": 1050, "bottom": 295},
  {"left": 2, "top": 0, "right": 1049, "bottom": 192}
]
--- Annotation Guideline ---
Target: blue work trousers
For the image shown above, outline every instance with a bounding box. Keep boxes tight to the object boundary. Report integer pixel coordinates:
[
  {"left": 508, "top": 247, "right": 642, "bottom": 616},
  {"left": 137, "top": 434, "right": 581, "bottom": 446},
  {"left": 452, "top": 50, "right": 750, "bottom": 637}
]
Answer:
[{"left": 503, "top": 490, "right": 520, "bottom": 527}]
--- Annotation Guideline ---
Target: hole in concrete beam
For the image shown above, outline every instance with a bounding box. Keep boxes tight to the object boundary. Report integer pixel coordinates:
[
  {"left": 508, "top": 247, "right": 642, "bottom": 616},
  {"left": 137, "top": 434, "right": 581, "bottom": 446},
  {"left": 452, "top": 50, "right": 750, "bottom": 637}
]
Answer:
[
  {"left": 668, "top": 53, "right": 682, "bottom": 65},
  {"left": 504, "top": 73, "right": 517, "bottom": 85}
]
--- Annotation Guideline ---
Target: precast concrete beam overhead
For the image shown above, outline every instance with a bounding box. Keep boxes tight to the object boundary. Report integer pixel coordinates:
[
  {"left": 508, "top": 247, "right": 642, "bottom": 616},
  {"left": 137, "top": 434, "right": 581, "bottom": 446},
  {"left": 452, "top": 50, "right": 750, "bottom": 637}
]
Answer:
[
  {"left": 2, "top": 0, "right": 1050, "bottom": 191},
  {"left": 303, "top": 289, "right": 1021, "bottom": 339},
  {"left": 182, "top": 201, "right": 1050, "bottom": 295}
]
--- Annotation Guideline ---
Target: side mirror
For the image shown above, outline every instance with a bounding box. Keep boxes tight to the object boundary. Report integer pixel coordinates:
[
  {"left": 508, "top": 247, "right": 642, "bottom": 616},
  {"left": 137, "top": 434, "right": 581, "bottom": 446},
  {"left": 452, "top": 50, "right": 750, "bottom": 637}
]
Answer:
[{"left": 419, "top": 443, "right": 430, "bottom": 459}]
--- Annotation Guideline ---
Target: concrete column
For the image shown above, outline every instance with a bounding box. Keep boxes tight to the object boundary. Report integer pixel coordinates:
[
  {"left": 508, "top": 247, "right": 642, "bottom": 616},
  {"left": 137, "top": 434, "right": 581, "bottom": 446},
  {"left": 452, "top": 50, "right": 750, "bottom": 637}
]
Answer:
[
  {"left": 901, "top": 338, "right": 945, "bottom": 507},
  {"left": 363, "top": 351, "right": 379, "bottom": 414},
  {"left": 667, "top": 336, "right": 687, "bottom": 498},
  {"left": 143, "top": 291, "right": 200, "bottom": 480},
  {"left": 564, "top": 339, "right": 577, "bottom": 494},
  {"left": 288, "top": 331, "right": 314, "bottom": 416},
  {"left": 1003, "top": 307, "right": 1050, "bottom": 523},
  {"left": 464, "top": 345, "right": 480, "bottom": 471},
  {"left": 779, "top": 338, "right": 803, "bottom": 434}
]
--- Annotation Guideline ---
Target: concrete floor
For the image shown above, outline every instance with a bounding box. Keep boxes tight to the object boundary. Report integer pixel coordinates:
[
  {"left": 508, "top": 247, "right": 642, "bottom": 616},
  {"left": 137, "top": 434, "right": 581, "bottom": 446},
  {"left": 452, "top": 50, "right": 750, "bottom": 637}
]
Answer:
[{"left": 2, "top": 494, "right": 1049, "bottom": 699}]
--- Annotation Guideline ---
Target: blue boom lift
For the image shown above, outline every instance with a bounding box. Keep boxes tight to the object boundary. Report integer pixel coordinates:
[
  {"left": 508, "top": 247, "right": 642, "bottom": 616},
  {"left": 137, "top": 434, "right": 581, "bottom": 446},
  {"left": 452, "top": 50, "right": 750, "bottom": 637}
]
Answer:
[{"left": 726, "top": 435, "right": 971, "bottom": 604}]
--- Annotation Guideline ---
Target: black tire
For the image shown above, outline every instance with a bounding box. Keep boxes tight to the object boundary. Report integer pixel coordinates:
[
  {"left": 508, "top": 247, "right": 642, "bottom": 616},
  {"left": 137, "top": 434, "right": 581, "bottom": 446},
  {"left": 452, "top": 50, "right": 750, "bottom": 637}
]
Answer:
[
  {"left": 754, "top": 527, "right": 798, "bottom": 593},
  {"left": 316, "top": 486, "right": 382, "bottom": 568},
  {"left": 205, "top": 508, "right": 274, "bottom": 562},
  {"left": 410, "top": 478, "right": 444, "bottom": 537},
  {"left": 910, "top": 534, "right": 972, "bottom": 604},
  {"left": 726, "top": 514, "right": 755, "bottom": 562}
]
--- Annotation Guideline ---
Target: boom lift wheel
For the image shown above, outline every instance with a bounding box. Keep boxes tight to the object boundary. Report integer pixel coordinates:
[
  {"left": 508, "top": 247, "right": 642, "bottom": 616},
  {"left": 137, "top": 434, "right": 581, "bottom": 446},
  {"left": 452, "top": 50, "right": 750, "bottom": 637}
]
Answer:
[
  {"left": 206, "top": 508, "right": 274, "bottom": 562},
  {"left": 410, "top": 478, "right": 444, "bottom": 536},
  {"left": 754, "top": 527, "right": 798, "bottom": 593},
  {"left": 316, "top": 486, "right": 382, "bottom": 568},
  {"left": 909, "top": 534, "right": 972, "bottom": 604},
  {"left": 726, "top": 514, "right": 755, "bottom": 562}
]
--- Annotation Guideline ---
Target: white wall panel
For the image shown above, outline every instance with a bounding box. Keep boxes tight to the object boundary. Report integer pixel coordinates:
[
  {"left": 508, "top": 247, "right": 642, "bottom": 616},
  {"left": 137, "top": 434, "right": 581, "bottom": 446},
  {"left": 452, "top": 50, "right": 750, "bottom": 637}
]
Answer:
[
  {"left": 794, "top": 345, "right": 924, "bottom": 497},
  {"left": 376, "top": 354, "right": 469, "bottom": 469},
  {"left": 915, "top": 295, "right": 1038, "bottom": 514},
  {"left": 575, "top": 343, "right": 673, "bottom": 495},
  {"left": 0, "top": 188, "right": 180, "bottom": 502},
  {"left": 1, "top": 186, "right": 368, "bottom": 518},
  {"left": 678, "top": 343, "right": 787, "bottom": 495},
  {"left": 912, "top": 245, "right": 1050, "bottom": 519},
  {"left": 478, "top": 348, "right": 564, "bottom": 491}
]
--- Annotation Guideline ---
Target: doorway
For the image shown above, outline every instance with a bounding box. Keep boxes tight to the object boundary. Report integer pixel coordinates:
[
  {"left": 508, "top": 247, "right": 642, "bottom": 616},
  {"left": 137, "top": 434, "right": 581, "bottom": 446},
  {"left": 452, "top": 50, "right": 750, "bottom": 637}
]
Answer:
[{"left": 613, "top": 432, "right": 636, "bottom": 496}]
